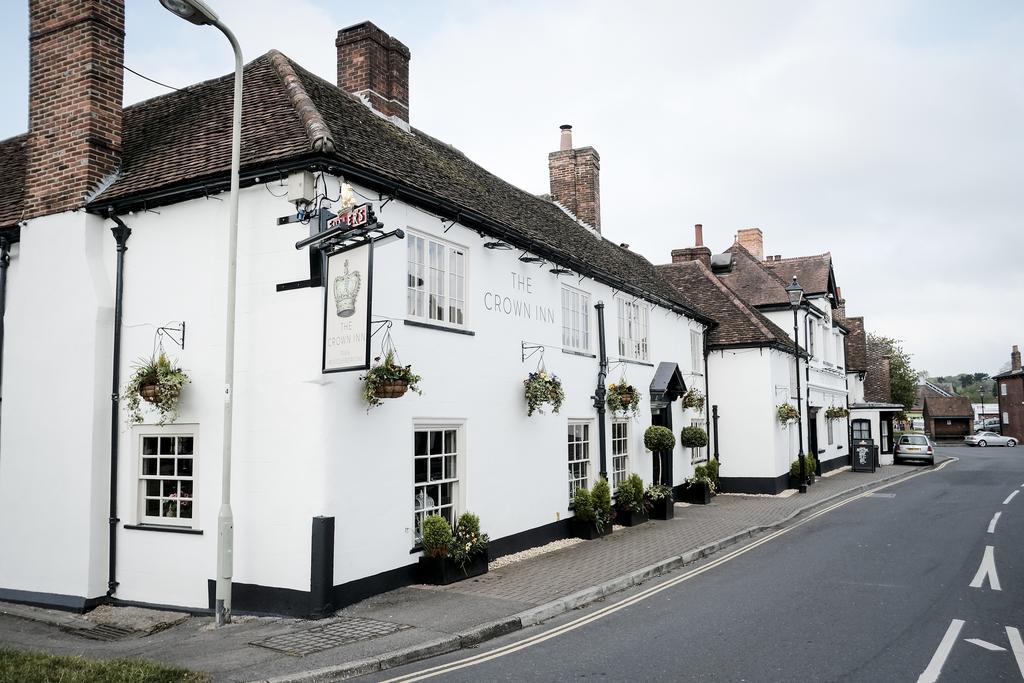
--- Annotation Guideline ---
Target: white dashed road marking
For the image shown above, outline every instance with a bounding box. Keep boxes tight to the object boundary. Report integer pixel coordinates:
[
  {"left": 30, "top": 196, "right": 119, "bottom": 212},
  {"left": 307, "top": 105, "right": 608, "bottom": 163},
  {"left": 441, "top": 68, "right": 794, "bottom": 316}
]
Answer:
[
  {"left": 1007, "top": 627, "right": 1024, "bottom": 679},
  {"left": 988, "top": 512, "right": 1002, "bottom": 534},
  {"left": 1004, "top": 490, "right": 1019, "bottom": 505},
  {"left": 966, "top": 638, "right": 1006, "bottom": 652},
  {"left": 918, "top": 619, "right": 965, "bottom": 683}
]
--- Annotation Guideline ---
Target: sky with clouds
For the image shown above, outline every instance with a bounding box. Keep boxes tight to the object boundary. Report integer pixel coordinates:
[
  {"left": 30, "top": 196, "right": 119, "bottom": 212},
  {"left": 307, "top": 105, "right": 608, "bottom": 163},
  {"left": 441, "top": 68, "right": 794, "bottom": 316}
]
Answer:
[{"left": 0, "top": 1, "right": 1020, "bottom": 376}]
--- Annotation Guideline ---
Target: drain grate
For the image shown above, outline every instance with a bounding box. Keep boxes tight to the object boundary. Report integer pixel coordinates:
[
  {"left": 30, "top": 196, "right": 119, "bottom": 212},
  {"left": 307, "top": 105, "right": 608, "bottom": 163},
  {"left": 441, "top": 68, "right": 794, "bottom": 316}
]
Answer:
[
  {"left": 68, "top": 624, "right": 139, "bottom": 641},
  {"left": 250, "top": 616, "right": 411, "bottom": 657}
]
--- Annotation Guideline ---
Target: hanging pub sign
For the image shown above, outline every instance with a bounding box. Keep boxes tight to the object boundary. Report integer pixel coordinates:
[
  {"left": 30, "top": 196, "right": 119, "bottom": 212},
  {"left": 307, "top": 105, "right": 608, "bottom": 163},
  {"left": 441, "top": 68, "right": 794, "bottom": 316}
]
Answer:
[
  {"left": 322, "top": 241, "right": 373, "bottom": 373},
  {"left": 326, "top": 202, "right": 374, "bottom": 231}
]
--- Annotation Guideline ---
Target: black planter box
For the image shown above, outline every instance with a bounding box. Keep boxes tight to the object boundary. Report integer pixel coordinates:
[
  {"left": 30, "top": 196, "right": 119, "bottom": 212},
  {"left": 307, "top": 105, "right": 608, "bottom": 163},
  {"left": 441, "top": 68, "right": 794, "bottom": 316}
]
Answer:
[
  {"left": 807, "top": 473, "right": 816, "bottom": 485},
  {"left": 418, "top": 552, "right": 488, "bottom": 585},
  {"left": 682, "top": 481, "right": 712, "bottom": 504},
  {"left": 615, "top": 508, "right": 649, "bottom": 527},
  {"left": 573, "top": 518, "right": 612, "bottom": 540},
  {"left": 789, "top": 474, "right": 801, "bottom": 489},
  {"left": 649, "top": 496, "right": 674, "bottom": 520}
]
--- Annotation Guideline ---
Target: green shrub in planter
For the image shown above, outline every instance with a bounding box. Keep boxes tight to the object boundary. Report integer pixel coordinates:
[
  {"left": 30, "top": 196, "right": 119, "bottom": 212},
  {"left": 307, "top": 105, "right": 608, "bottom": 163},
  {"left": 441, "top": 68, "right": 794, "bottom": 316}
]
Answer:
[
  {"left": 644, "top": 425, "right": 676, "bottom": 452},
  {"left": 679, "top": 426, "right": 709, "bottom": 448},
  {"left": 807, "top": 453, "right": 818, "bottom": 475},
  {"left": 616, "top": 473, "right": 649, "bottom": 514},
  {"left": 689, "top": 464, "right": 717, "bottom": 493},
  {"left": 449, "top": 512, "right": 489, "bottom": 570},
  {"left": 421, "top": 515, "right": 452, "bottom": 558},
  {"left": 592, "top": 478, "right": 614, "bottom": 530},
  {"left": 572, "top": 487, "right": 596, "bottom": 523},
  {"left": 789, "top": 456, "right": 818, "bottom": 478},
  {"left": 705, "top": 458, "right": 720, "bottom": 490}
]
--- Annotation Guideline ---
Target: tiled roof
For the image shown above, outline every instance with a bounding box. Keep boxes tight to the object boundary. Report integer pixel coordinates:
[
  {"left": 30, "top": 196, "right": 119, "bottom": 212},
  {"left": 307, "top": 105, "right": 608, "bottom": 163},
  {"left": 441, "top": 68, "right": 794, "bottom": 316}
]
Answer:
[
  {"left": 717, "top": 243, "right": 792, "bottom": 307},
  {"left": 0, "top": 134, "right": 27, "bottom": 228},
  {"left": 923, "top": 396, "right": 973, "bottom": 419},
  {"left": 0, "top": 51, "right": 709, "bottom": 322},
  {"left": 912, "top": 381, "right": 954, "bottom": 412},
  {"left": 842, "top": 315, "right": 868, "bottom": 372},
  {"left": 657, "top": 260, "right": 802, "bottom": 353},
  {"left": 993, "top": 369, "right": 1024, "bottom": 381},
  {"left": 763, "top": 253, "right": 834, "bottom": 296}
]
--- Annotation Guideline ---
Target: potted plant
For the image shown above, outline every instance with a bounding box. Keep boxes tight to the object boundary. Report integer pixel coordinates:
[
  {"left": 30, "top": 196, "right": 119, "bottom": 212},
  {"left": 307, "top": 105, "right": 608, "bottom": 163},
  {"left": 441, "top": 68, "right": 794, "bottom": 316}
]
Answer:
[
  {"left": 777, "top": 403, "right": 800, "bottom": 427},
  {"left": 614, "top": 473, "right": 649, "bottom": 526},
  {"left": 788, "top": 456, "right": 817, "bottom": 488},
  {"left": 418, "top": 512, "right": 489, "bottom": 585},
  {"left": 124, "top": 353, "right": 189, "bottom": 425},
  {"left": 682, "top": 388, "right": 705, "bottom": 411},
  {"left": 523, "top": 370, "right": 565, "bottom": 416},
  {"left": 679, "top": 426, "right": 709, "bottom": 449},
  {"left": 606, "top": 382, "right": 641, "bottom": 416},
  {"left": 705, "top": 458, "right": 720, "bottom": 492},
  {"left": 825, "top": 406, "right": 849, "bottom": 420},
  {"left": 807, "top": 454, "right": 818, "bottom": 483},
  {"left": 362, "top": 350, "right": 422, "bottom": 409},
  {"left": 645, "top": 483, "right": 674, "bottom": 520},
  {"left": 572, "top": 479, "right": 613, "bottom": 539},
  {"left": 682, "top": 464, "right": 716, "bottom": 504},
  {"left": 644, "top": 425, "right": 676, "bottom": 452}
]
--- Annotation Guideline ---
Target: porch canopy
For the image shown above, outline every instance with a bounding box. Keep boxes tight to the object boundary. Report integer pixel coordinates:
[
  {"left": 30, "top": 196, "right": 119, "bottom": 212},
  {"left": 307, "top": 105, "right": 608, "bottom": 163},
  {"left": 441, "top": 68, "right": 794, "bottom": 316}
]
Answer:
[{"left": 649, "top": 362, "right": 687, "bottom": 409}]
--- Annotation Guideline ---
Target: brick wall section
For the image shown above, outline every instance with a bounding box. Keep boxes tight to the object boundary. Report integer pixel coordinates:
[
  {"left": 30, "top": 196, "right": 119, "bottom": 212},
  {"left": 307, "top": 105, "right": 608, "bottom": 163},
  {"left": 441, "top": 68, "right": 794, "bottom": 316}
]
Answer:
[
  {"left": 336, "top": 21, "right": 410, "bottom": 123},
  {"left": 864, "top": 337, "right": 892, "bottom": 403},
  {"left": 671, "top": 246, "right": 711, "bottom": 267},
  {"left": 997, "top": 374, "right": 1023, "bottom": 441},
  {"left": 25, "top": 0, "right": 124, "bottom": 217},
  {"left": 548, "top": 147, "right": 601, "bottom": 231}
]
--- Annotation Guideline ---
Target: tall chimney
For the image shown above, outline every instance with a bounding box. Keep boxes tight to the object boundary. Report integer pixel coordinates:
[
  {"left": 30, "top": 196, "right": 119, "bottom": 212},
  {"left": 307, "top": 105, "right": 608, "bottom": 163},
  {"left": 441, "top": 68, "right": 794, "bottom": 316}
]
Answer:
[
  {"left": 548, "top": 125, "right": 601, "bottom": 231},
  {"left": 736, "top": 228, "right": 764, "bottom": 261},
  {"left": 1013, "top": 345, "right": 1022, "bottom": 372},
  {"left": 835, "top": 286, "right": 846, "bottom": 317},
  {"left": 671, "top": 223, "right": 712, "bottom": 267},
  {"left": 25, "top": 0, "right": 124, "bottom": 217},
  {"left": 337, "top": 21, "right": 410, "bottom": 125}
]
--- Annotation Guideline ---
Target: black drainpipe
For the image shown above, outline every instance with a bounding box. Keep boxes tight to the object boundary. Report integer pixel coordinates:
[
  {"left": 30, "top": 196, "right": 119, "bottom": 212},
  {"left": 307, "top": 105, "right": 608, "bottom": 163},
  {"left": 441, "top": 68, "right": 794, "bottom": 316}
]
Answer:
[
  {"left": 107, "top": 215, "right": 131, "bottom": 597},
  {"left": 703, "top": 330, "right": 712, "bottom": 461},
  {"left": 593, "top": 302, "right": 608, "bottom": 480},
  {"left": 0, "top": 231, "right": 14, "bottom": 452}
]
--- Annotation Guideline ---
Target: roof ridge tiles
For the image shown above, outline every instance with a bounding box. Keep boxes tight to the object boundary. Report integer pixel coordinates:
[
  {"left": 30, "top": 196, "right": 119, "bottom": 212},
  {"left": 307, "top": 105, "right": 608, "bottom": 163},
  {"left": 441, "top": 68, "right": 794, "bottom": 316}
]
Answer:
[{"left": 267, "top": 50, "right": 336, "bottom": 154}]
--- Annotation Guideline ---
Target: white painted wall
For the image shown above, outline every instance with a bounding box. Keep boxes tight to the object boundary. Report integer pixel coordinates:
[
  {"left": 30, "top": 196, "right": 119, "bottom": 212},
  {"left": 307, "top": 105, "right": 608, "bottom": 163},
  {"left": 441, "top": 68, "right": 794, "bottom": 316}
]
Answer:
[{"left": 0, "top": 174, "right": 707, "bottom": 609}]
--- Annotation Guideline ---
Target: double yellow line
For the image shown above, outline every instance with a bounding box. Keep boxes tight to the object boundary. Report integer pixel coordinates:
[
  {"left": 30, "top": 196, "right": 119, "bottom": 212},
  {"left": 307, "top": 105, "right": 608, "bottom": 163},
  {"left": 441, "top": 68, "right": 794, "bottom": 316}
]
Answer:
[{"left": 383, "top": 459, "right": 955, "bottom": 682}]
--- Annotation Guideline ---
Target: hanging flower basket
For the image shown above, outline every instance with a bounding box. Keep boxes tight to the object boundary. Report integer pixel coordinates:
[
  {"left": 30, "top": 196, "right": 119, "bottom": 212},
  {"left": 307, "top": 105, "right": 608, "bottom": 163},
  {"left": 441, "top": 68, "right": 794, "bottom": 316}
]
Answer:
[
  {"left": 362, "top": 350, "right": 422, "bottom": 408},
  {"left": 777, "top": 403, "right": 800, "bottom": 427},
  {"left": 825, "top": 406, "right": 850, "bottom": 421},
  {"left": 606, "top": 382, "right": 641, "bottom": 416},
  {"left": 682, "top": 388, "right": 705, "bottom": 411},
  {"left": 524, "top": 371, "right": 565, "bottom": 416},
  {"left": 124, "top": 353, "right": 189, "bottom": 425}
]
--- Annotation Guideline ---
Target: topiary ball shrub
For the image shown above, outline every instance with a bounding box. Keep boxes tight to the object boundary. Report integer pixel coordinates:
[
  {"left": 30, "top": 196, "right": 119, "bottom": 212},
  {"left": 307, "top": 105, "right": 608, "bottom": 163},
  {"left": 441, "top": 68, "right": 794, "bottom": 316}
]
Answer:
[
  {"left": 421, "top": 514, "right": 452, "bottom": 558},
  {"left": 644, "top": 425, "right": 676, "bottom": 452},
  {"left": 679, "top": 426, "right": 709, "bottom": 448}
]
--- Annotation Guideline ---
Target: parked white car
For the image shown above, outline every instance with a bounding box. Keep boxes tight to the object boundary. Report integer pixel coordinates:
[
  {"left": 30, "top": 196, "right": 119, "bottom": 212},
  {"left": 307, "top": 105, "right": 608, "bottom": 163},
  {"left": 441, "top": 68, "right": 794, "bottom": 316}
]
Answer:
[
  {"left": 894, "top": 434, "right": 934, "bottom": 465},
  {"left": 964, "top": 431, "right": 1017, "bottom": 448}
]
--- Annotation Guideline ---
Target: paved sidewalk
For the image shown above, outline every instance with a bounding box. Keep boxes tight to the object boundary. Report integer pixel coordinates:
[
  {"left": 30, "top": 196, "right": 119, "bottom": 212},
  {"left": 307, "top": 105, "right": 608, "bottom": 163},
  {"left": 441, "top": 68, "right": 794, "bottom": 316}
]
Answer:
[{"left": 0, "top": 462, "right": 934, "bottom": 682}]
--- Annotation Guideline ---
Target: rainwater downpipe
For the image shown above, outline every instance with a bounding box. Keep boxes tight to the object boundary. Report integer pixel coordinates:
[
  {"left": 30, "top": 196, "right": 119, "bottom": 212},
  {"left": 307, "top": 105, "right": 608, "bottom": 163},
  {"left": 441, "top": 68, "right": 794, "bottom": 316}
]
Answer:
[
  {"left": 703, "top": 328, "right": 712, "bottom": 461},
  {"left": 0, "top": 232, "right": 13, "bottom": 456},
  {"left": 594, "top": 301, "right": 608, "bottom": 480},
  {"left": 107, "top": 215, "right": 132, "bottom": 597}
]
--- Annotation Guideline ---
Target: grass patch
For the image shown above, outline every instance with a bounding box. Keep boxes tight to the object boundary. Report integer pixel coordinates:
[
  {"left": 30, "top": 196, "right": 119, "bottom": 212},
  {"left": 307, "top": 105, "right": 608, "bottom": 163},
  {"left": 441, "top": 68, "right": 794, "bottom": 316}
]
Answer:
[{"left": 0, "top": 648, "right": 208, "bottom": 682}]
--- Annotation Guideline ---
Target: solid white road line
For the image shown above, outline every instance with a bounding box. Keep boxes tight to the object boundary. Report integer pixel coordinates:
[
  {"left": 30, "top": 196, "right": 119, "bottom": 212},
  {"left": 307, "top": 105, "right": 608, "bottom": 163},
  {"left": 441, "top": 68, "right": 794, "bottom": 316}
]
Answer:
[
  {"left": 965, "top": 638, "right": 1005, "bottom": 652},
  {"left": 968, "top": 546, "right": 1002, "bottom": 591},
  {"left": 1004, "top": 490, "right": 1019, "bottom": 505},
  {"left": 1007, "top": 627, "right": 1024, "bottom": 679},
  {"left": 382, "top": 458, "right": 959, "bottom": 683},
  {"left": 987, "top": 512, "right": 1002, "bottom": 534},
  {"left": 918, "top": 619, "right": 965, "bottom": 683}
]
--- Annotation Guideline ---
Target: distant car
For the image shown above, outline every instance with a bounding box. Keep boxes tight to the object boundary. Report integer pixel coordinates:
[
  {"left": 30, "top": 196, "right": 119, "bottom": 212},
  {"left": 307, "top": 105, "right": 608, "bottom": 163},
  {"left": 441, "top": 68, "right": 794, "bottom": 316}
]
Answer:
[
  {"left": 980, "top": 418, "right": 1002, "bottom": 434},
  {"left": 964, "top": 431, "right": 1017, "bottom": 448},
  {"left": 894, "top": 434, "right": 934, "bottom": 465}
]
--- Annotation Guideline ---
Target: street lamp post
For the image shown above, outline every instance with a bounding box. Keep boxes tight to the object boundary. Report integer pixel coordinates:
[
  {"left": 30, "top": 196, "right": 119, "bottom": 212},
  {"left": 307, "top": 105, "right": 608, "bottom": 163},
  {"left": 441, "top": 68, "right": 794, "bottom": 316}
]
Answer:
[
  {"left": 159, "top": 0, "right": 242, "bottom": 627},
  {"left": 786, "top": 277, "right": 807, "bottom": 494}
]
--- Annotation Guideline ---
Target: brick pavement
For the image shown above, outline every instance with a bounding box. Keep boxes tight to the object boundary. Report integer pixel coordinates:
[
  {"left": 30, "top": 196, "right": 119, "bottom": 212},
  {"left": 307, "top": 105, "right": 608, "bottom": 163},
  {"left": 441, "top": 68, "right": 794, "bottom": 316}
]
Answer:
[{"left": 440, "top": 464, "right": 920, "bottom": 605}]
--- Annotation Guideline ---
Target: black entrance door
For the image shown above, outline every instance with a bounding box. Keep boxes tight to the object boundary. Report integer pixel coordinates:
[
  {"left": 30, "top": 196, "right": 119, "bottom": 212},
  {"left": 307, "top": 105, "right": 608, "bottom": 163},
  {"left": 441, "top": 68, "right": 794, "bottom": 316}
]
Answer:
[
  {"left": 807, "top": 407, "right": 820, "bottom": 474},
  {"left": 652, "top": 405, "right": 673, "bottom": 485}
]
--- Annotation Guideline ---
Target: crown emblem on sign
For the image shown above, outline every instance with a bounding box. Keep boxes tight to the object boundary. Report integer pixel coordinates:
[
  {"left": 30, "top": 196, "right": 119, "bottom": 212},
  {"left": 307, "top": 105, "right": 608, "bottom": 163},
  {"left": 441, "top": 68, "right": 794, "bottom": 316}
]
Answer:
[{"left": 333, "top": 259, "right": 361, "bottom": 318}]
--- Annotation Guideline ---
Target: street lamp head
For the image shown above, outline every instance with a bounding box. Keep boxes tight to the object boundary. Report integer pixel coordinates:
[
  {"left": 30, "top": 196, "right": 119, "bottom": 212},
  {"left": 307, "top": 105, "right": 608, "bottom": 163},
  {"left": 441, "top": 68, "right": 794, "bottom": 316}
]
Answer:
[
  {"left": 159, "top": 0, "right": 219, "bottom": 25},
  {"left": 786, "top": 276, "right": 804, "bottom": 308}
]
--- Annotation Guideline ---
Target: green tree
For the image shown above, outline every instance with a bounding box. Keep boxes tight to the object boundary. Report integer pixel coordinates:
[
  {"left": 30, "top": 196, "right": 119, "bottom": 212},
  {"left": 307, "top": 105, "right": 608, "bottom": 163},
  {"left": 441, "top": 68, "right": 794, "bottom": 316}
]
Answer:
[
  {"left": 868, "top": 333, "right": 918, "bottom": 412},
  {"left": 959, "top": 374, "right": 971, "bottom": 389}
]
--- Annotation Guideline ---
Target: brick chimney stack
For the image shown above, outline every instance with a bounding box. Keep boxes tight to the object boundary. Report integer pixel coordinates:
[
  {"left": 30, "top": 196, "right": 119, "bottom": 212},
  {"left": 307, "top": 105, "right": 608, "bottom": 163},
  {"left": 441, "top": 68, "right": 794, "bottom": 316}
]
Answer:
[
  {"left": 337, "top": 21, "right": 410, "bottom": 126},
  {"left": 835, "top": 286, "right": 846, "bottom": 317},
  {"left": 735, "top": 228, "right": 764, "bottom": 260},
  {"left": 548, "top": 125, "right": 601, "bottom": 231},
  {"left": 671, "top": 224, "right": 712, "bottom": 267},
  {"left": 1013, "top": 345, "right": 1022, "bottom": 372},
  {"left": 25, "top": 0, "right": 124, "bottom": 217}
]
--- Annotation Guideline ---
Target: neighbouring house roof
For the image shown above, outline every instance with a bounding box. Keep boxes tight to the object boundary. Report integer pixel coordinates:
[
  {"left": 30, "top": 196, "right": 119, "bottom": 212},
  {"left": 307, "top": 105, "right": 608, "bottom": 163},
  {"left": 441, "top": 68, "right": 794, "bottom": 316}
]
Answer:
[
  {"left": 992, "top": 368, "right": 1024, "bottom": 381},
  {"left": 923, "top": 396, "right": 973, "bottom": 419},
  {"left": 763, "top": 252, "right": 836, "bottom": 298},
  {"left": 717, "top": 243, "right": 793, "bottom": 307},
  {"left": 841, "top": 315, "right": 868, "bottom": 373},
  {"left": 864, "top": 337, "right": 893, "bottom": 403},
  {"left": 657, "top": 260, "right": 804, "bottom": 355},
  {"left": 0, "top": 134, "right": 27, "bottom": 229},
  {"left": 912, "top": 380, "right": 954, "bottom": 412},
  {"left": 0, "top": 51, "right": 711, "bottom": 324}
]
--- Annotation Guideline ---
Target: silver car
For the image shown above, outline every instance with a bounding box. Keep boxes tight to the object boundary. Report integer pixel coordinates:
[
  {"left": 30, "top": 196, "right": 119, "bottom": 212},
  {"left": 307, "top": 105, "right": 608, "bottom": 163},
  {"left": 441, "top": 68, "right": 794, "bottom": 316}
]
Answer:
[
  {"left": 894, "top": 434, "right": 934, "bottom": 465},
  {"left": 964, "top": 431, "right": 1018, "bottom": 448}
]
